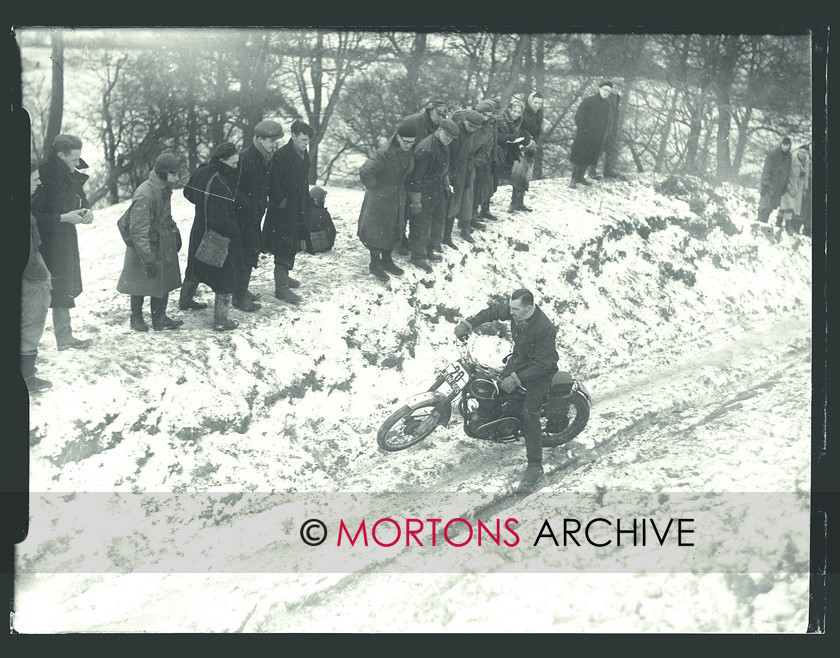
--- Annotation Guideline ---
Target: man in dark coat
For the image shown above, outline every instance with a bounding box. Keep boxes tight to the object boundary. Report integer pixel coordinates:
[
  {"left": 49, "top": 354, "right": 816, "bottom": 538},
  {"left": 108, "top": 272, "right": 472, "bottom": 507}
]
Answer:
[
  {"left": 454, "top": 288, "right": 560, "bottom": 492},
  {"left": 395, "top": 99, "right": 450, "bottom": 255},
  {"left": 22, "top": 159, "right": 53, "bottom": 392},
  {"left": 233, "top": 119, "right": 285, "bottom": 312},
  {"left": 183, "top": 142, "right": 244, "bottom": 331},
  {"left": 406, "top": 118, "right": 459, "bottom": 271},
  {"left": 32, "top": 134, "right": 94, "bottom": 351},
  {"left": 587, "top": 80, "right": 626, "bottom": 181},
  {"left": 264, "top": 120, "right": 315, "bottom": 305},
  {"left": 398, "top": 98, "right": 450, "bottom": 146},
  {"left": 757, "top": 137, "right": 793, "bottom": 223},
  {"left": 569, "top": 81, "right": 613, "bottom": 188},
  {"left": 117, "top": 153, "right": 184, "bottom": 332},
  {"left": 448, "top": 109, "right": 485, "bottom": 244},
  {"left": 358, "top": 124, "right": 416, "bottom": 281}
]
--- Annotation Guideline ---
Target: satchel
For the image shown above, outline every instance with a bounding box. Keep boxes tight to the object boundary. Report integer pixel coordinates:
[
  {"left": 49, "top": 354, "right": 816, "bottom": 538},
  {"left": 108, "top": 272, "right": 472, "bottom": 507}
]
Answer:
[
  {"left": 194, "top": 173, "right": 231, "bottom": 267},
  {"left": 116, "top": 201, "right": 137, "bottom": 246}
]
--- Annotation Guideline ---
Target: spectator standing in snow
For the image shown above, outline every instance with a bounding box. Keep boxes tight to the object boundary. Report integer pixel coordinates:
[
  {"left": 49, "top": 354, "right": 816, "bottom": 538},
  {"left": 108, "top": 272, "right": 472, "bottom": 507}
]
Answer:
[
  {"left": 21, "top": 159, "right": 53, "bottom": 392},
  {"left": 32, "top": 134, "right": 94, "bottom": 351},
  {"left": 232, "top": 119, "right": 285, "bottom": 313},
  {"left": 396, "top": 99, "right": 451, "bottom": 256},
  {"left": 264, "top": 120, "right": 315, "bottom": 305},
  {"left": 757, "top": 137, "right": 792, "bottom": 224},
  {"left": 454, "top": 288, "right": 560, "bottom": 493},
  {"left": 448, "top": 109, "right": 486, "bottom": 244},
  {"left": 568, "top": 81, "right": 613, "bottom": 189},
  {"left": 357, "top": 123, "right": 416, "bottom": 282},
  {"left": 183, "top": 142, "right": 245, "bottom": 331},
  {"left": 467, "top": 100, "right": 498, "bottom": 226},
  {"left": 588, "top": 79, "right": 627, "bottom": 181},
  {"left": 406, "top": 118, "right": 460, "bottom": 271},
  {"left": 514, "top": 91, "right": 544, "bottom": 211},
  {"left": 117, "top": 153, "right": 185, "bottom": 332},
  {"left": 778, "top": 143, "right": 811, "bottom": 234},
  {"left": 476, "top": 97, "right": 503, "bottom": 221}
]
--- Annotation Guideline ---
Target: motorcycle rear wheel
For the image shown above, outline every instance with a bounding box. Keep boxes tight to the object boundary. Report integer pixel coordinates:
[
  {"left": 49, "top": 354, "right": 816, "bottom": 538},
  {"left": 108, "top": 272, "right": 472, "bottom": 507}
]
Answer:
[
  {"left": 542, "top": 391, "right": 590, "bottom": 447},
  {"left": 377, "top": 395, "right": 445, "bottom": 452}
]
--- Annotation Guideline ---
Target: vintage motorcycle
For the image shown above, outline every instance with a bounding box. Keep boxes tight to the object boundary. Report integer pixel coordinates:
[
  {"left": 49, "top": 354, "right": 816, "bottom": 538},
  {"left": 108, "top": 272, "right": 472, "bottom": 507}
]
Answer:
[{"left": 377, "top": 338, "right": 592, "bottom": 452}]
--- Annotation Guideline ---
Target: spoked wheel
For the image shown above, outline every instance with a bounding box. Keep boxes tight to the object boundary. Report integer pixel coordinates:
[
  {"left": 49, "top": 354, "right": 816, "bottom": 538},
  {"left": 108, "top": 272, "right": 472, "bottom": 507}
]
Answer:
[
  {"left": 377, "top": 394, "right": 446, "bottom": 452},
  {"left": 541, "top": 391, "right": 590, "bottom": 447}
]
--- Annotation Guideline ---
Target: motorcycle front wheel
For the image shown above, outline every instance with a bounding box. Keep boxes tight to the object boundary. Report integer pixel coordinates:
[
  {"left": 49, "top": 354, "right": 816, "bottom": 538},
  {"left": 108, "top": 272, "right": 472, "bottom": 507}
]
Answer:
[
  {"left": 542, "top": 391, "right": 590, "bottom": 448},
  {"left": 377, "top": 394, "right": 446, "bottom": 452}
]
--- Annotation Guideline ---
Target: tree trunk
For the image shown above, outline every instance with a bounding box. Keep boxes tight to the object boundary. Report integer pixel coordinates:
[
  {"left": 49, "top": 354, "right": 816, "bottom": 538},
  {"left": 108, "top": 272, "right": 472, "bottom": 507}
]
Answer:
[
  {"left": 45, "top": 31, "right": 65, "bottom": 150},
  {"left": 499, "top": 36, "right": 528, "bottom": 108},
  {"left": 654, "top": 87, "right": 679, "bottom": 173},
  {"left": 731, "top": 105, "right": 753, "bottom": 175},
  {"left": 714, "top": 90, "right": 733, "bottom": 181}
]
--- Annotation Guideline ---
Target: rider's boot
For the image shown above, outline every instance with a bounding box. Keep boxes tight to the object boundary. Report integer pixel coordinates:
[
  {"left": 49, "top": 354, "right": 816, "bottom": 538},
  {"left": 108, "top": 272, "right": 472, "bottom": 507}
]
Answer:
[{"left": 518, "top": 414, "right": 544, "bottom": 493}]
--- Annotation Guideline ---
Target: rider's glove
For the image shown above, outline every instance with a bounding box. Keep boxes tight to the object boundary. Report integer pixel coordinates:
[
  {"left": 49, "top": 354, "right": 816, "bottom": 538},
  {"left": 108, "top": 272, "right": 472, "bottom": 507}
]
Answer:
[
  {"left": 499, "top": 375, "right": 518, "bottom": 393},
  {"left": 454, "top": 320, "right": 472, "bottom": 342}
]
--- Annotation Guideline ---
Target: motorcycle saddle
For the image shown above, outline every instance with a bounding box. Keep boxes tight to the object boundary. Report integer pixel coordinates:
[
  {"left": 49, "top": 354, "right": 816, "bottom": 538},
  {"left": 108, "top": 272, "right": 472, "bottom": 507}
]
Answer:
[{"left": 550, "top": 371, "right": 575, "bottom": 396}]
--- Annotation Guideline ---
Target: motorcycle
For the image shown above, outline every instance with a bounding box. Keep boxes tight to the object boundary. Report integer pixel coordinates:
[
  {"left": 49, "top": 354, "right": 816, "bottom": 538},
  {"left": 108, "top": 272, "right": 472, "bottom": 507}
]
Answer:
[{"left": 377, "top": 338, "right": 592, "bottom": 452}]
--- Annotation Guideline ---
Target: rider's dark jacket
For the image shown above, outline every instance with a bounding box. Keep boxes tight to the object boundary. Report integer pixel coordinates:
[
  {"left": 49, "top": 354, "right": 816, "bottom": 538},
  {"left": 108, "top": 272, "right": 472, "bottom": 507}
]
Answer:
[{"left": 463, "top": 301, "right": 559, "bottom": 386}]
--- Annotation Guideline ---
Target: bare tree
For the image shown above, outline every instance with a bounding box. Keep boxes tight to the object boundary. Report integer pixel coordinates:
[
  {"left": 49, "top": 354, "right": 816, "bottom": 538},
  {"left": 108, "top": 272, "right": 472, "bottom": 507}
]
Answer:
[{"left": 44, "top": 30, "right": 64, "bottom": 150}]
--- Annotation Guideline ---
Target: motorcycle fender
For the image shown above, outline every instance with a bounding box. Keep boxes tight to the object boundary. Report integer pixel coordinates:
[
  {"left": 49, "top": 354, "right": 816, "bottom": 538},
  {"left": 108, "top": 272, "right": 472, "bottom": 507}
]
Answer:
[{"left": 401, "top": 392, "right": 453, "bottom": 426}]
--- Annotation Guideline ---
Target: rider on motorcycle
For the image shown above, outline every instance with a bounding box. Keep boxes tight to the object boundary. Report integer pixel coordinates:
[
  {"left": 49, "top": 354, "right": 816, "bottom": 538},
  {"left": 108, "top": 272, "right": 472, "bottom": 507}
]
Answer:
[{"left": 454, "top": 288, "right": 559, "bottom": 492}]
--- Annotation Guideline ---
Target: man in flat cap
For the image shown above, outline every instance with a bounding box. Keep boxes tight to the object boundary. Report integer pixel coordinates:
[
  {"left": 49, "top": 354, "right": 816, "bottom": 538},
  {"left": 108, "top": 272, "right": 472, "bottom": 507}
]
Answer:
[
  {"left": 406, "top": 118, "right": 459, "bottom": 272},
  {"left": 117, "top": 152, "right": 185, "bottom": 332},
  {"left": 232, "top": 119, "right": 285, "bottom": 312},
  {"left": 470, "top": 100, "right": 499, "bottom": 224},
  {"left": 568, "top": 81, "right": 614, "bottom": 189},
  {"left": 448, "top": 108, "right": 487, "bottom": 245},
  {"left": 32, "top": 134, "right": 94, "bottom": 351}
]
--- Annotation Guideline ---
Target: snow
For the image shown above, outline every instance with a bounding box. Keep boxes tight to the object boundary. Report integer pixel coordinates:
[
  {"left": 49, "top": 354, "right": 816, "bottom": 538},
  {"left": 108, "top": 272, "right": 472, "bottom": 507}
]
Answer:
[{"left": 14, "top": 172, "right": 813, "bottom": 633}]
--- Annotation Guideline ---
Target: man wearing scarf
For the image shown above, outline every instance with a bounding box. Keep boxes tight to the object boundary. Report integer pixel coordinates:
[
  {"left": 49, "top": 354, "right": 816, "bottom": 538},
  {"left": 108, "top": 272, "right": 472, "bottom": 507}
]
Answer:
[
  {"left": 233, "top": 119, "right": 285, "bottom": 312},
  {"left": 117, "top": 152, "right": 185, "bottom": 332},
  {"left": 454, "top": 288, "right": 560, "bottom": 492}
]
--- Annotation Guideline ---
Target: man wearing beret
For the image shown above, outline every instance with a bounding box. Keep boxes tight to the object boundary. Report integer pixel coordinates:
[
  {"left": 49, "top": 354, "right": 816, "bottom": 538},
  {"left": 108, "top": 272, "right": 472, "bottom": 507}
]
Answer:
[
  {"left": 32, "top": 134, "right": 94, "bottom": 351},
  {"left": 447, "top": 108, "right": 486, "bottom": 245},
  {"left": 233, "top": 119, "right": 285, "bottom": 312},
  {"left": 454, "top": 288, "right": 560, "bottom": 492},
  {"left": 406, "top": 118, "right": 459, "bottom": 272},
  {"left": 568, "top": 81, "right": 614, "bottom": 189}
]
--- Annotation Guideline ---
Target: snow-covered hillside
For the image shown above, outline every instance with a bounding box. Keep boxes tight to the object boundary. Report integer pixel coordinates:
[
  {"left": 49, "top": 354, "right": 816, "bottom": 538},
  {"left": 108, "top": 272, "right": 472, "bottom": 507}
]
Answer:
[{"left": 14, "top": 172, "right": 813, "bottom": 633}]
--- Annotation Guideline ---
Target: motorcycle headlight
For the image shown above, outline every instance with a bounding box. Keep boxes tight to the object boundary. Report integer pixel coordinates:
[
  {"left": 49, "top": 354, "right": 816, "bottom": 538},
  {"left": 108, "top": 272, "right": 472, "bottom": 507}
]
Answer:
[{"left": 468, "top": 378, "right": 497, "bottom": 399}]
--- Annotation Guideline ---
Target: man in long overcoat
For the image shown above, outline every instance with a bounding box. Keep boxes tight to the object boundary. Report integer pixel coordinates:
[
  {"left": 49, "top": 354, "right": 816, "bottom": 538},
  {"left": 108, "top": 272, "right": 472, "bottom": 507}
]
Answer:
[
  {"left": 757, "top": 137, "right": 793, "bottom": 224},
  {"left": 233, "top": 119, "right": 285, "bottom": 312},
  {"left": 117, "top": 153, "right": 184, "bottom": 332},
  {"left": 447, "top": 109, "right": 485, "bottom": 244},
  {"left": 357, "top": 124, "right": 416, "bottom": 281},
  {"left": 395, "top": 99, "right": 450, "bottom": 254},
  {"left": 406, "top": 118, "right": 460, "bottom": 271},
  {"left": 263, "top": 120, "right": 315, "bottom": 305},
  {"left": 569, "top": 81, "right": 613, "bottom": 188},
  {"left": 32, "top": 134, "right": 95, "bottom": 351}
]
